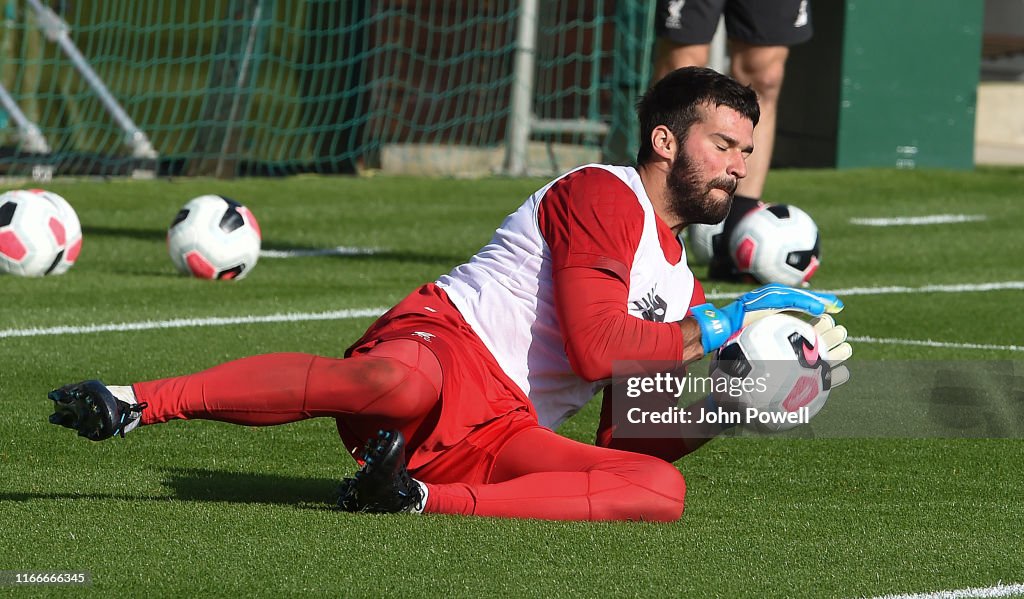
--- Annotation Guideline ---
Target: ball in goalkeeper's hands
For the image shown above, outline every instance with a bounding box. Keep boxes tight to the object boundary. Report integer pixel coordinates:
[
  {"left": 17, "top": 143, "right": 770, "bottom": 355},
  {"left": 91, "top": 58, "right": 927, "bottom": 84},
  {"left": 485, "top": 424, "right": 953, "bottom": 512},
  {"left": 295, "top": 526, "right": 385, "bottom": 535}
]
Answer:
[{"left": 710, "top": 312, "right": 850, "bottom": 433}]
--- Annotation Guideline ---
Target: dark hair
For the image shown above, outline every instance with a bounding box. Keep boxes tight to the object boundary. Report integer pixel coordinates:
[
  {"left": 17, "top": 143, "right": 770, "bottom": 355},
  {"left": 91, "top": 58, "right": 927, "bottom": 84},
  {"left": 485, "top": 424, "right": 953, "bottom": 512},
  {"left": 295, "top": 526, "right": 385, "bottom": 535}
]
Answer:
[{"left": 636, "top": 67, "right": 760, "bottom": 164}]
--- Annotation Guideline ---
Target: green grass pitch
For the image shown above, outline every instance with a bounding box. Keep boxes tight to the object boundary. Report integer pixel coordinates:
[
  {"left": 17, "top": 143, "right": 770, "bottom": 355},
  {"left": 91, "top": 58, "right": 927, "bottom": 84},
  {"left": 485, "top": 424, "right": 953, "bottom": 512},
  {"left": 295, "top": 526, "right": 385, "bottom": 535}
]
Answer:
[{"left": 1, "top": 168, "right": 1023, "bottom": 597}]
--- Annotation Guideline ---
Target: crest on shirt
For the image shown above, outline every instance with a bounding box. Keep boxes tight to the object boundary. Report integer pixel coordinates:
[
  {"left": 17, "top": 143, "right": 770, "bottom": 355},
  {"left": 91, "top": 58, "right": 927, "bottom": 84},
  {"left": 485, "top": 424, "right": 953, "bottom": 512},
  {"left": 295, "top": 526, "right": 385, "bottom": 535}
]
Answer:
[
  {"left": 665, "top": 0, "right": 685, "bottom": 29},
  {"left": 632, "top": 287, "right": 668, "bottom": 322}
]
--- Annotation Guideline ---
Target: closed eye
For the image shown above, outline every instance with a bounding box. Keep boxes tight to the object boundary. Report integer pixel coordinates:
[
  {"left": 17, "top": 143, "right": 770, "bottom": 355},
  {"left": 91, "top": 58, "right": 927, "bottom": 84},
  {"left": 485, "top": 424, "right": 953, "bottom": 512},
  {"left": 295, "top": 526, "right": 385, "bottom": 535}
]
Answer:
[{"left": 714, "top": 133, "right": 753, "bottom": 155}]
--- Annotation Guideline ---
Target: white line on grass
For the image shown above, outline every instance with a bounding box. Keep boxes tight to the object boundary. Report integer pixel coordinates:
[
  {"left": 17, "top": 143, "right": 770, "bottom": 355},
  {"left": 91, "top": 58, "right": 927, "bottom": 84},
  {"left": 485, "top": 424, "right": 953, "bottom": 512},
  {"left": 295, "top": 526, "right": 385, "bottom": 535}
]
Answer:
[
  {"left": 3, "top": 281, "right": 1023, "bottom": 351},
  {"left": 824, "top": 281, "right": 1024, "bottom": 297},
  {"left": 850, "top": 214, "right": 987, "bottom": 226},
  {"left": 862, "top": 581, "right": 1024, "bottom": 599},
  {"left": 850, "top": 336, "right": 1024, "bottom": 353},
  {"left": 0, "top": 308, "right": 389, "bottom": 339},
  {"left": 704, "top": 281, "right": 1024, "bottom": 301},
  {"left": 260, "top": 246, "right": 379, "bottom": 258}
]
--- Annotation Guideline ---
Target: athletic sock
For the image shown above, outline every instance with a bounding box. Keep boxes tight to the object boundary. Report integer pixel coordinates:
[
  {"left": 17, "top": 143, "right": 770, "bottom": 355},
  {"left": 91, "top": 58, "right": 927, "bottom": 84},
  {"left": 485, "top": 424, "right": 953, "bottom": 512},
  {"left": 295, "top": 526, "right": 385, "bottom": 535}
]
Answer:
[
  {"left": 412, "top": 480, "right": 428, "bottom": 514},
  {"left": 107, "top": 384, "right": 144, "bottom": 434}
]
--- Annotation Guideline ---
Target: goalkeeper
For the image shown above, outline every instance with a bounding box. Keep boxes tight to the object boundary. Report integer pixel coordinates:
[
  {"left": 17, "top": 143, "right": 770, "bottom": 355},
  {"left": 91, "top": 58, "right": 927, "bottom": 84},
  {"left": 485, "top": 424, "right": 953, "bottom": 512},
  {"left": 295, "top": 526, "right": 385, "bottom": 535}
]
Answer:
[{"left": 48, "top": 67, "right": 850, "bottom": 522}]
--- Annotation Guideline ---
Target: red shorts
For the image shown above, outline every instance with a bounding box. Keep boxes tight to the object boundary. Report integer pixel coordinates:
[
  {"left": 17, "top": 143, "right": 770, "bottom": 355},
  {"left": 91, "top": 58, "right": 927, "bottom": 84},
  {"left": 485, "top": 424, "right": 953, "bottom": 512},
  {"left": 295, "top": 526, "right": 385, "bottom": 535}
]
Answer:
[{"left": 340, "top": 283, "right": 540, "bottom": 479}]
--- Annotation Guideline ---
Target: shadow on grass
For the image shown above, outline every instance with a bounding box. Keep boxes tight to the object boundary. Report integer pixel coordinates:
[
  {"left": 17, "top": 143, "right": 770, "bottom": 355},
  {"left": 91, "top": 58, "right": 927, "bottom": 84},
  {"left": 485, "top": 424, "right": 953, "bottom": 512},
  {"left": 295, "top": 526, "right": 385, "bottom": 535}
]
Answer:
[
  {"left": 160, "top": 467, "right": 340, "bottom": 507},
  {"left": 0, "top": 468, "right": 341, "bottom": 510}
]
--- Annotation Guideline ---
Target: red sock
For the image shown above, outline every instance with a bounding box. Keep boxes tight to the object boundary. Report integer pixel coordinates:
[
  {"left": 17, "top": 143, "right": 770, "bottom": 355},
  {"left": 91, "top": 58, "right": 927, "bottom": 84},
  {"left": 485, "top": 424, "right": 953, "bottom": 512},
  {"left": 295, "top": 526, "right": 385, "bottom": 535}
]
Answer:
[{"left": 133, "top": 340, "right": 442, "bottom": 427}]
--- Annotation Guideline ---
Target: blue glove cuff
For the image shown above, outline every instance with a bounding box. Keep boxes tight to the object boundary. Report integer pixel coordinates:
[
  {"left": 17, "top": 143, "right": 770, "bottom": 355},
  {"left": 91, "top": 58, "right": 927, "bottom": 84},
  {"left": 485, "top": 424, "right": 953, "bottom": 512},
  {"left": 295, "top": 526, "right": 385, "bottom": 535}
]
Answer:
[{"left": 689, "top": 303, "right": 733, "bottom": 354}]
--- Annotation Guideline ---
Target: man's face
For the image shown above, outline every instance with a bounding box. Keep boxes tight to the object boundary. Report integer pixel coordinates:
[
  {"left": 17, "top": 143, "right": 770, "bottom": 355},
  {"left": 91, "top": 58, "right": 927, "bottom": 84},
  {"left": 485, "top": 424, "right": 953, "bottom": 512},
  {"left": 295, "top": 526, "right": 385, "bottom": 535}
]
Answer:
[{"left": 665, "top": 103, "right": 754, "bottom": 225}]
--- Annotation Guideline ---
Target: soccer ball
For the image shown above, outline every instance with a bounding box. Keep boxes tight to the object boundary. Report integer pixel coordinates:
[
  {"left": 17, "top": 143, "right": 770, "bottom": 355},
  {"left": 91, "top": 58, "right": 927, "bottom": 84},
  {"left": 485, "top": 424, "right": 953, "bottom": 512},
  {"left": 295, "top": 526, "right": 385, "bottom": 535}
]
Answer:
[
  {"left": 729, "top": 204, "right": 820, "bottom": 287},
  {"left": 26, "top": 189, "right": 82, "bottom": 275},
  {"left": 686, "top": 221, "right": 724, "bottom": 266},
  {"left": 167, "top": 195, "right": 261, "bottom": 280},
  {"left": 0, "top": 189, "right": 67, "bottom": 277},
  {"left": 710, "top": 313, "right": 834, "bottom": 433}
]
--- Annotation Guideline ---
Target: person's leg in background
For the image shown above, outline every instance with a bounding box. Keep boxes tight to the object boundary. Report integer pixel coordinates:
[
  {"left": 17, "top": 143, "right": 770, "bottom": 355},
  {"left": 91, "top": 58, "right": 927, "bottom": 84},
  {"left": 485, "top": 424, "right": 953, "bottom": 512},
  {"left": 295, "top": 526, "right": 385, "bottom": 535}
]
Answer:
[
  {"left": 652, "top": 0, "right": 812, "bottom": 280},
  {"left": 724, "top": 0, "right": 811, "bottom": 200},
  {"left": 651, "top": 0, "right": 721, "bottom": 82}
]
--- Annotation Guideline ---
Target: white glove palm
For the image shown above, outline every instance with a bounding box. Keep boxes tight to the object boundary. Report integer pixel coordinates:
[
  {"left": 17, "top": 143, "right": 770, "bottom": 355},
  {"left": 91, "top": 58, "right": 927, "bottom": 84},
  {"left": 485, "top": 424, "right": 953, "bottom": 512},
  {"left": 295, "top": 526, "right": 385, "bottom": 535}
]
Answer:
[{"left": 810, "top": 314, "right": 852, "bottom": 387}]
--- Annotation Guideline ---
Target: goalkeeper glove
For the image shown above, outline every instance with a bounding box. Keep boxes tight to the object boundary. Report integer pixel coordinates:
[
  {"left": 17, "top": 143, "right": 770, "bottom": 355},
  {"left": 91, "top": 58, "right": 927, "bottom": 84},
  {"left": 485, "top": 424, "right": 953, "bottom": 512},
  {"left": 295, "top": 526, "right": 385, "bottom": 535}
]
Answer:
[
  {"left": 690, "top": 283, "right": 844, "bottom": 354},
  {"left": 810, "top": 314, "right": 853, "bottom": 388}
]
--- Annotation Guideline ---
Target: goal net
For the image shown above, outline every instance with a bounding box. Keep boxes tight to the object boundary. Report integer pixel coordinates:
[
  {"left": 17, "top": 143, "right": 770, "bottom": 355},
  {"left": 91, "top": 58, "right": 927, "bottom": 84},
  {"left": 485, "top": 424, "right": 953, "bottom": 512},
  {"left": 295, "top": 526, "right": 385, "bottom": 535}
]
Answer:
[{"left": 0, "top": 0, "right": 654, "bottom": 179}]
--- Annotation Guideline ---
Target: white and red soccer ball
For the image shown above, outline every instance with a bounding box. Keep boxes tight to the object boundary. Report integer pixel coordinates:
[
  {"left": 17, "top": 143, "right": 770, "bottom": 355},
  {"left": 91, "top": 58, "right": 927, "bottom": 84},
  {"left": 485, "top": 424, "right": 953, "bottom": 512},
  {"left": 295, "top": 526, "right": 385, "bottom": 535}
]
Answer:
[
  {"left": 685, "top": 221, "right": 725, "bottom": 266},
  {"left": 32, "top": 189, "right": 82, "bottom": 275},
  {"left": 710, "top": 313, "right": 834, "bottom": 433},
  {"left": 729, "top": 204, "right": 820, "bottom": 287},
  {"left": 0, "top": 189, "right": 81, "bottom": 277},
  {"left": 167, "top": 194, "right": 262, "bottom": 280}
]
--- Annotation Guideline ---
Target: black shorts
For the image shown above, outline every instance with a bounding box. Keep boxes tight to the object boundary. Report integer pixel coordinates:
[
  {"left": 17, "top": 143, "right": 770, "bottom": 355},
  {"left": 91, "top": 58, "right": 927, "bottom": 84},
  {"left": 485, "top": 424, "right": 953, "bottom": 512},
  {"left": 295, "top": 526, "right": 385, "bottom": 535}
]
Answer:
[{"left": 655, "top": 0, "right": 813, "bottom": 47}]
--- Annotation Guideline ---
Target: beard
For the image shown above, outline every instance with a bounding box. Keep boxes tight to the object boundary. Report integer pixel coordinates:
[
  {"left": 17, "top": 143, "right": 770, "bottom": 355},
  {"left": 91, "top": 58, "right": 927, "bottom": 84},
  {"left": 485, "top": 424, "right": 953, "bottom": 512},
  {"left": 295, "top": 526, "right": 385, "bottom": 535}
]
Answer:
[{"left": 665, "top": 151, "right": 737, "bottom": 225}]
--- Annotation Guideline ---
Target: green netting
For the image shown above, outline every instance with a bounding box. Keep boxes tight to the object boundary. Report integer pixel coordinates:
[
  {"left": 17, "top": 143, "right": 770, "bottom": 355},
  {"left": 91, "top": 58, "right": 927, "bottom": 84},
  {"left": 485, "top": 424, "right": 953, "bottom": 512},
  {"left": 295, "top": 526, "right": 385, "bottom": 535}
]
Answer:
[{"left": 0, "top": 0, "right": 654, "bottom": 178}]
